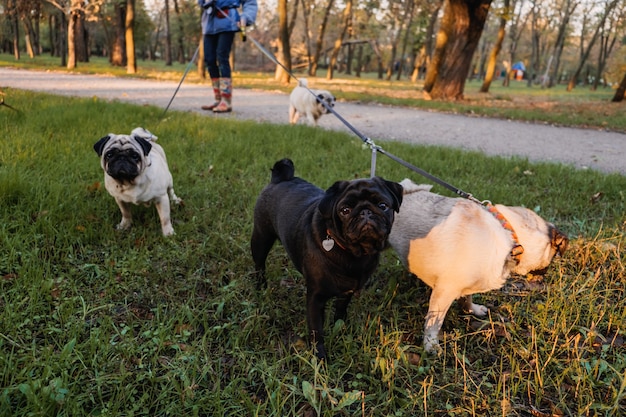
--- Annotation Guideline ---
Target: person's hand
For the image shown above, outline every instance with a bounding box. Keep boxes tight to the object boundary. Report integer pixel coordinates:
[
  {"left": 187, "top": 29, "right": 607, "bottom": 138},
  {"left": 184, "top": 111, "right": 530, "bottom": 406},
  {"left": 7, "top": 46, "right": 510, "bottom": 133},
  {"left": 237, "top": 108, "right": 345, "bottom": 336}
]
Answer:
[
  {"left": 202, "top": 0, "right": 214, "bottom": 9},
  {"left": 238, "top": 17, "right": 246, "bottom": 27}
]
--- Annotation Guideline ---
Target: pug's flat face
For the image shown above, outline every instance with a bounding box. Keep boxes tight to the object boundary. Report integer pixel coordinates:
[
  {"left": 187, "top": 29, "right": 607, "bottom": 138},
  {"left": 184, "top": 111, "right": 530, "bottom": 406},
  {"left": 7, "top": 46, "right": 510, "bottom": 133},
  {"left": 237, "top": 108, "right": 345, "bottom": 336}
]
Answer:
[
  {"left": 320, "top": 177, "right": 402, "bottom": 257},
  {"left": 315, "top": 91, "right": 335, "bottom": 114},
  {"left": 94, "top": 133, "right": 152, "bottom": 183}
]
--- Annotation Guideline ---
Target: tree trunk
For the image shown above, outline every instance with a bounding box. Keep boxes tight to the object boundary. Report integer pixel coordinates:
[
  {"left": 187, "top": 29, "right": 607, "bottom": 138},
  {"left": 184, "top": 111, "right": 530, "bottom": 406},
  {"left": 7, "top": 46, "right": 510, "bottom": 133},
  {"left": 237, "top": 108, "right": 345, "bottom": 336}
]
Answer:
[
  {"left": 75, "top": 7, "right": 88, "bottom": 62},
  {"left": 173, "top": 0, "right": 186, "bottom": 63},
  {"left": 60, "top": 11, "right": 67, "bottom": 67},
  {"left": 126, "top": 0, "right": 136, "bottom": 74},
  {"left": 480, "top": 0, "right": 507, "bottom": 93},
  {"left": 301, "top": 0, "right": 313, "bottom": 70},
  {"left": 566, "top": 0, "right": 618, "bottom": 91},
  {"left": 549, "top": 0, "right": 577, "bottom": 87},
  {"left": 411, "top": 0, "right": 442, "bottom": 82},
  {"left": 309, "top": 0, "right": 335, "bottom": 76},
  {"left": 67, "top": 0, "right": 80, "bottom": 69},
  {"left": 111, "top": 2, "right": 126, "bottom": 66},
  {"left": 526, "top": 0, "right": 539, "bottom": 87},
  {"left": 611, "top": 72, "right": 626, "bottom": 102},
  {"left": 397, "top": 0, "right": 416, "bottom": 81},
  {"left": 326, "top": 0, "right": 352, "bottom": 80},
  {"left": 164, "top": 0, "right": 172, "bottom": 66},
  {"left": 424, "top": 0, "right": 492, "bottom": 100},
  {"left": 275, "top": 0, "right": 292, "bottom": 83},
  {"left": 7, "top": 0, "right": 20, "bottom": 60}
]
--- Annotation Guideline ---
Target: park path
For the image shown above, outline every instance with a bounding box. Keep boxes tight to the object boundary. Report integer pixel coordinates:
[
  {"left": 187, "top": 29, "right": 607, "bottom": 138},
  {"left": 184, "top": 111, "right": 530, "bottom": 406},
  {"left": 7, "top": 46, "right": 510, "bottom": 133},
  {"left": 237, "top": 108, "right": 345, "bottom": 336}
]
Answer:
[{"left": 1, "top": 67, "right": 624, "bottom": 175}]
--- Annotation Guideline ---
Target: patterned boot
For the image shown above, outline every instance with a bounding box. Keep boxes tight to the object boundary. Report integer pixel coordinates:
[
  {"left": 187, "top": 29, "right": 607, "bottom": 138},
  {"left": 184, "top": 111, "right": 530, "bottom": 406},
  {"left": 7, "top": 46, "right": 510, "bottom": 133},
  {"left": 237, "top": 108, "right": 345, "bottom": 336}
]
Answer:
[
  {"left": 201, "top": 78, "right": 221, "bottom": 111},
  {"left": 213, "top": 77, "right": 232, "bottom": 113}
]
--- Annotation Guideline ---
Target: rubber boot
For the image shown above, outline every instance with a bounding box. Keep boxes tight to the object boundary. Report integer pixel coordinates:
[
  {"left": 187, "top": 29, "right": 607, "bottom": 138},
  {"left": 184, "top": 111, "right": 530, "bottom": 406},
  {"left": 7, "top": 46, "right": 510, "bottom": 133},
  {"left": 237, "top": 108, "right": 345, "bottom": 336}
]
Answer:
[
  {"left": 201, "top": 78, "right": 221, "bottom": 111},
  {"left": 213, "top": 77, "right": 232, "bottom": 113}
]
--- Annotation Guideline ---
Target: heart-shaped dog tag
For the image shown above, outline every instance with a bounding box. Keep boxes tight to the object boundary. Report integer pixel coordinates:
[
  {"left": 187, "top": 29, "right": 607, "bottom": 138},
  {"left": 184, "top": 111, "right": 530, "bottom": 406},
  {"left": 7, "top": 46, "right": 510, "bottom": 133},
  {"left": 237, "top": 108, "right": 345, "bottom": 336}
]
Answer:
[{"left": 322, "top": 238, "right": 335, "bottom": 252}]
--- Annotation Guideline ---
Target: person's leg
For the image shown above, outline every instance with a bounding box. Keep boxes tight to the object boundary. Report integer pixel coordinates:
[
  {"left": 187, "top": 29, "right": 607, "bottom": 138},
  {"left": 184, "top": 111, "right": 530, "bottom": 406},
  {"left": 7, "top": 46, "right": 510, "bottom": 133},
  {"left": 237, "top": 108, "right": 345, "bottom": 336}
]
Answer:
[
  {"left": 213, "top": 32, "right": 235, "bottom": 113},
  {"left": 202, "top": 34, "right": 221, "bottom": 110}
]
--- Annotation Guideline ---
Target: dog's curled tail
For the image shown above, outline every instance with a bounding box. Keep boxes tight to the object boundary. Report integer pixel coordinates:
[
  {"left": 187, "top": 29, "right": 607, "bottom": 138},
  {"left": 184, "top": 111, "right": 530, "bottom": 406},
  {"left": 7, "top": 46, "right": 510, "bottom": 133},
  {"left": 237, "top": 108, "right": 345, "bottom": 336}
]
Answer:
[
  {"left": 297, "top": 78, "right": 308, "bottom": 88},
  {"left": 270, "top": 158, "right": 295, "bottom": 184}
]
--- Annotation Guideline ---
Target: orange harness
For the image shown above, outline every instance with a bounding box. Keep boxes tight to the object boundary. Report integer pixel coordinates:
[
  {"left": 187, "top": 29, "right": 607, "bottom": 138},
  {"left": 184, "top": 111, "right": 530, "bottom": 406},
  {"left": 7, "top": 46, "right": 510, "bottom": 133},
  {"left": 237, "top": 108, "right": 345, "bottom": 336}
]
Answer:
[{"left": 485, "top": 203, "right": 524, "bottom": 264}]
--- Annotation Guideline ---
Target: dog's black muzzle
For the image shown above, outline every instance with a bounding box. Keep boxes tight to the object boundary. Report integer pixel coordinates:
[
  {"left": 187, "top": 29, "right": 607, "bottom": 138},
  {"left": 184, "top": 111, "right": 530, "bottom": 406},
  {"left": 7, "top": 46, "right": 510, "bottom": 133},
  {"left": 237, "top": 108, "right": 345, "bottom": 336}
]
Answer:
[{"left": 105, "top": 150, "right": 141, "bottom": 182}]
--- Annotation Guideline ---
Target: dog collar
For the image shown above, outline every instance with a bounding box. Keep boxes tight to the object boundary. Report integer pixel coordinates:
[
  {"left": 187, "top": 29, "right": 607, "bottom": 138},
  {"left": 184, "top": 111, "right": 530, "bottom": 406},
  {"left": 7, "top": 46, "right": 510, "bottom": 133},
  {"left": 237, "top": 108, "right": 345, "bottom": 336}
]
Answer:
[
  {"left": 484, "top": 203, "right": 524, "bottom": 264},
  {"left": 323, "top": 229, "right": 347, "bottom": 252}
]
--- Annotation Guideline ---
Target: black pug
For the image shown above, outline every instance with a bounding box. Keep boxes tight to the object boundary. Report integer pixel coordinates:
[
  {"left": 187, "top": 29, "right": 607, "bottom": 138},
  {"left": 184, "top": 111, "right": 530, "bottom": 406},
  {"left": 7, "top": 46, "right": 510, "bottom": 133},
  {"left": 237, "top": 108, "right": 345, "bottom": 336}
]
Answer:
[{"left": 251, "top": 159, "right": 403, "bottom": 360}]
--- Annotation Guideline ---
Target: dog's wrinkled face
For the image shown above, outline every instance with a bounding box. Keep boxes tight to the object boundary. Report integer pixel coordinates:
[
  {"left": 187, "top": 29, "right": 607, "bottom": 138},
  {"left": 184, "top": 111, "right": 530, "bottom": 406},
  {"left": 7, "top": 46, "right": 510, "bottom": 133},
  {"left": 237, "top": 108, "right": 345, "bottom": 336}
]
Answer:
[
  {"left": 94, "top": 133, "right": 152, "bottom": 183},
  {"left": 316, "top": 92, "right": 335, "bottom": 114},
  {"left": 319, "top": 178, "right": 403, "bottom": 257}
]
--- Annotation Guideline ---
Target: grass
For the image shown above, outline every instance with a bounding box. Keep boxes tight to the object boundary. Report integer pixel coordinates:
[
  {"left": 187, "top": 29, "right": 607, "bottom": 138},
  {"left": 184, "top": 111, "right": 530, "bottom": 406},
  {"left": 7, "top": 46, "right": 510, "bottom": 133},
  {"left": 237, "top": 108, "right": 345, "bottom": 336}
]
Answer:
[
  {"left": 2, "top": 52, "right": 626, "bottom": 133},
  {"left": 0, "top": 88, "right": 625, "bottom": 415}
]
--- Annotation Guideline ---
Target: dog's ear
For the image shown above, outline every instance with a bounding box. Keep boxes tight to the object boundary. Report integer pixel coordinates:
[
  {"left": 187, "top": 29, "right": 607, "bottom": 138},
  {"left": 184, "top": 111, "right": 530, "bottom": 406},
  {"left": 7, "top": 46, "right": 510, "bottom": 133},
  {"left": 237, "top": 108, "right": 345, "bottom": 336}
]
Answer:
[
  {"left": 132, "top": 136, "right": 153, "bottom": 156},
  {"left": 550, "top": 225, "right": 569, "bottom": 256},
  {"left": 319, "top": 180, "right": 350, "bottom": 218},
  {"left": 378, "top": 178, "right": 403, "bottom": 212},
  {"left": 93, "top": 135, "right": 112, "bottom": 156}
]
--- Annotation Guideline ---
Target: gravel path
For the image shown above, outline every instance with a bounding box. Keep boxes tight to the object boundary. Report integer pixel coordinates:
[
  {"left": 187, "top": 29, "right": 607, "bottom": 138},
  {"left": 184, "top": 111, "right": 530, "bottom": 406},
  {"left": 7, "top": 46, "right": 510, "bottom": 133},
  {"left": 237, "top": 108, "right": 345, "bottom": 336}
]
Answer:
[{"left": 2, "top": 67, "right": 624, "bottom": 175}]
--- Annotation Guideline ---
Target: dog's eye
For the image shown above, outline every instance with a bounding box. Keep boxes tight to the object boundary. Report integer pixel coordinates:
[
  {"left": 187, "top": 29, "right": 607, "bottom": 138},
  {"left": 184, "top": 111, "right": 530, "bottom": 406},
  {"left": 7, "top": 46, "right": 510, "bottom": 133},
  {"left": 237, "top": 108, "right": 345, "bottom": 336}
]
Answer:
[
  {"left": 340, "top": 207, "right": 352, "bottom": 216},
  {"left": 129, "top": 152, "right": 141, "bottom": 162},
  {"left": 378, "top": 202, "right": 389, "bottom": 211},
  {"left": 104, "top": 151, "right": 115, "bottom": 160}
]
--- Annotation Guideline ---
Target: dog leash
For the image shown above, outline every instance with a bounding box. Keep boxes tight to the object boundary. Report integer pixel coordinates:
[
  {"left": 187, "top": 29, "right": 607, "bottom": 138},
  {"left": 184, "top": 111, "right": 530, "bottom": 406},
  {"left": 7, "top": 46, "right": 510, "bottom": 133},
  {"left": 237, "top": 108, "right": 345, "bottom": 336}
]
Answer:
[
  {"left": 161, "top": 45, "right": 200, "bottom": 120},
  {"left": 226, "top": 12, "right": 482, "bottom": 201},
  {"left": 167, "top": 7, "right": 525, "bottom": 261},
  {"left": 193, "top": 7, "right": 510, "bottom": 207}
]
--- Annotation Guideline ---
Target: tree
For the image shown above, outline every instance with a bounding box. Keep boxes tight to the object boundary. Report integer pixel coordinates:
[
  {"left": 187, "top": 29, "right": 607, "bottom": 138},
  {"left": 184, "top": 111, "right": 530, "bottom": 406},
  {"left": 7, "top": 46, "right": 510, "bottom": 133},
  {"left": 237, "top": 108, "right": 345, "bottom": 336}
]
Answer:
[
  {"left": 611, "top": 71, "right": 626, "bottom": 102},
  {"left": 566, "top": 0, "right": 620, "bottom": 91},
  {"left": 6, "top": 0, "right": 20, "bottom": 59},
  {"left": 126, "top": 0, "right": 136, "bottom": 74},
  {"left": 591, "top": 7, "right": 623, "bottom": 90},
  {"left": 548, "top": 0, "right": 579, "bottom": 87},
  {"left": 110, "top": 1, "right": 126, "bottom": 66},
  {"left": 309, "top": 0, "right": 335, "bottom": 76},
  {"left": 411, "top": 0, "right": 444, "bottom": 82},
  {"left": 502, "top": 0, "right": 526, "bottom": 87},
  {"left": 164, "top": 0, "right": 172, "bottom": 65},
  {"left": 480, "top": 0, "right": 508, "bottom": 92},
  {"left": 67, "top": 0, "right": 80, "bottom": 68},
  {"left": 326, "top": 0, "right": 352, "bottom": 80},
  {"left": 275, "top": 0, "right": 292, "bottom": 83},
  {"left": 424, "top": 0, "right": 493, "bottom": 100}
]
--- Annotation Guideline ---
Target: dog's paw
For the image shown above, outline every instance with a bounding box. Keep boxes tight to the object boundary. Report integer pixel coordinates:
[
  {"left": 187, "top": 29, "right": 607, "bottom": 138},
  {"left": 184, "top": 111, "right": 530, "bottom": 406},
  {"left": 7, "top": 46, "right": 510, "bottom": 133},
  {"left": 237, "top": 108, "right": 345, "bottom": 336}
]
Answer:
[
  {"left": 423, "top": 334, "right": 442, "bottom": 354},
  {"left": 116, "top": 220, "right": 132, "bottom": 231},
  {"left": 470, "top": 303, "right": 489, "bottom": 317},
  {"left": 161, "top": 225, "right": 176, "bottom": 236}
]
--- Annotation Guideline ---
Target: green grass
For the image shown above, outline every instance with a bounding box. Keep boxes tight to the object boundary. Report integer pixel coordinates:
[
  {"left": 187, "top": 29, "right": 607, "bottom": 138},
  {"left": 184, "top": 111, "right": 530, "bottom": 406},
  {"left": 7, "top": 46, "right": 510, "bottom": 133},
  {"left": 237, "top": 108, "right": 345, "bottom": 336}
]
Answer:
[
  {"left": 2, "top": 52, "right": 626, "bottom": 133},
  {"left": 0, "top": 90, "right": 625, "bottom": 416}
]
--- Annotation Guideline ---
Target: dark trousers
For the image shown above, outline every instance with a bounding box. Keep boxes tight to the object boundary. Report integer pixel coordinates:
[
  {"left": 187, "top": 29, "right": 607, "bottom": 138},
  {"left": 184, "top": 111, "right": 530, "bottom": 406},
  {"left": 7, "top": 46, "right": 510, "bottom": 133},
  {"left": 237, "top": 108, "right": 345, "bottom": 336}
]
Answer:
[{"left": 203, "top": 32, "right": 235, "bottom": 79}]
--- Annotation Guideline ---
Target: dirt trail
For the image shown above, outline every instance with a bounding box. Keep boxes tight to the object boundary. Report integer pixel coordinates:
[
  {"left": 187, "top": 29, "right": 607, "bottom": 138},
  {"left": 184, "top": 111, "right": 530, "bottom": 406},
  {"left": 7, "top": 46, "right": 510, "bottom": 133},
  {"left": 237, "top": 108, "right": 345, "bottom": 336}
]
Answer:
[{"left": 1, "top": 67, "right": 624, "bottom": 175}]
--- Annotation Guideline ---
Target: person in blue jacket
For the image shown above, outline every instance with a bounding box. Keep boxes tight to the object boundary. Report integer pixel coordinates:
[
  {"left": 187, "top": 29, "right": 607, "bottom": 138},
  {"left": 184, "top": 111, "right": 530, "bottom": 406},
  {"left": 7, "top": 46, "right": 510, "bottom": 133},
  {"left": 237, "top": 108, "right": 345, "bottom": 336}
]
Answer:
[{"left": 198, "top": 0, "right": 257, "bottom": 113}]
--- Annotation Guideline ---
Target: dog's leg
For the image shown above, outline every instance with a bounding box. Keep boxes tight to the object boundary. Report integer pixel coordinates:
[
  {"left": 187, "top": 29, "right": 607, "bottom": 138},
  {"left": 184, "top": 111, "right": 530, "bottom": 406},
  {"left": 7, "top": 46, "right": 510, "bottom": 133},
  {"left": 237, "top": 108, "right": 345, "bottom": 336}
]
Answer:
[
  {"left": 333, "top": 294, "right": 353, "bottom": 323},
  {"left": 458, "top": 295, "right": 488, "bottom": 316},
  {"left": 250, "top": 231, "right": 276, "bottom": 289},
  {"left": 115, "top": 199, "right": 133, "bottom": 231},
  {"left": 154, "top": 195, "right": 175, "bottom": 236},
  {"left": 289, "top": 106, "right": 299, "bottom": 124},
  {"left": 423, "top": 288, "right": 457, "bottom": 353},
  {"left": 306, "top": 290, "right": 328, "bottom": 360},
  {"left": 305, "top": 111, "right": 317, "bottom": 126},
  {"left": 168, "top": 186, "right": 182, "bottom": 206}
]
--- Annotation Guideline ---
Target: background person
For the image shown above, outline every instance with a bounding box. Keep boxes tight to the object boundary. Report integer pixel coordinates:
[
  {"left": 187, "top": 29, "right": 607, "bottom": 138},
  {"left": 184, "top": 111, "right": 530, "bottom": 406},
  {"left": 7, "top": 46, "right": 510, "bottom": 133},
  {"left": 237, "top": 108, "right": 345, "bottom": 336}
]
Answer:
[{"left": 198, "top": 0, "right": 258, "bottom": 113}]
